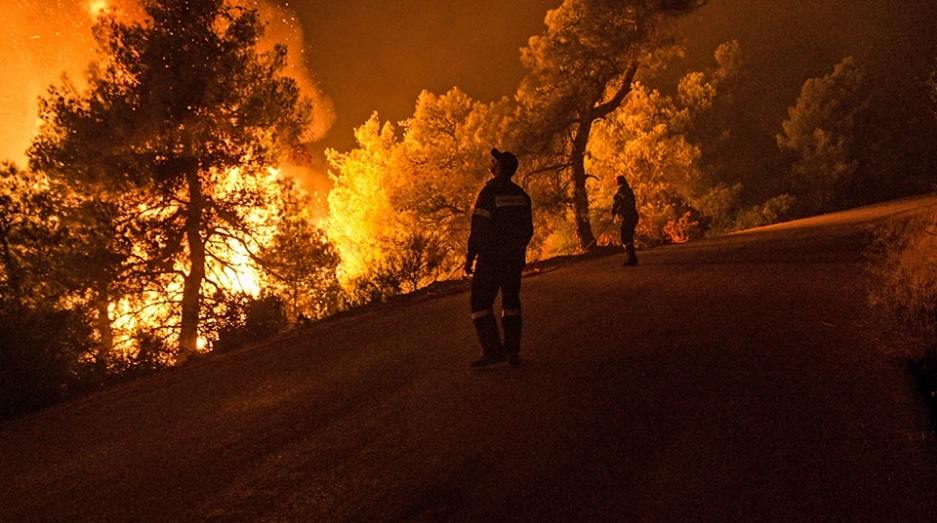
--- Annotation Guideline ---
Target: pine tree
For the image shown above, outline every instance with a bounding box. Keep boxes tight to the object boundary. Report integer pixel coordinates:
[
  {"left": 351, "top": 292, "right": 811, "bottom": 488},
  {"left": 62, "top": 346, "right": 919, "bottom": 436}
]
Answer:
[
  {"left": 31, "top": 0, "right": 313, "bottom": 359},
  {"left": 517, "top": 0, "right": 707, "bottom": 249}
]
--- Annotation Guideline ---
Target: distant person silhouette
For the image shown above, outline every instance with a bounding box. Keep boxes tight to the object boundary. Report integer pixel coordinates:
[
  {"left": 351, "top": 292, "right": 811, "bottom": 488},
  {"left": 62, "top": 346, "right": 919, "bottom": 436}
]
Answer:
[
  {"left": 611, "top": 175, "right": 639, "bottom": 266},
  {"left": 465, "top": 148, "right": 533, "bottom": 368}
]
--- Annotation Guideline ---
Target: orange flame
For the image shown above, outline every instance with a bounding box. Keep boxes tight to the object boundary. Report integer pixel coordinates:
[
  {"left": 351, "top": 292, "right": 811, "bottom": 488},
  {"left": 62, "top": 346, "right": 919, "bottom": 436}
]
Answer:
[
  {"left": 0, "top": 0, "right": 333, "bottom": 165},
  {"left": 88, "top": 1, "right": 109, "bottom": 17},
  {"left": 1, "top": 1, "right": 334, "bottom": 358}
]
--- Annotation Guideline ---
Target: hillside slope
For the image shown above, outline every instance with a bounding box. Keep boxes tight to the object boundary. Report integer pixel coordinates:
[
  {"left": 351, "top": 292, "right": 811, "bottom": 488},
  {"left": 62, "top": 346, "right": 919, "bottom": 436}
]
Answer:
[{"left": 2, "top": 196, "right": 937, "bottom": 521}]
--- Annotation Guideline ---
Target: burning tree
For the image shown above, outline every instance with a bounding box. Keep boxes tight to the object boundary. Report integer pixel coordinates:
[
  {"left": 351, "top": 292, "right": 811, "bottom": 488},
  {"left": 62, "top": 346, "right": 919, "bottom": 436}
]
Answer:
[
  {"left": 326, "top": 114, "right": 399, "bottom": 287},
  {"left": 0, "top": 163, "right": 61, "bottom": 305},
  {"left": 259, "top": 177, "right": 342, "bottom": 321},
  {"left": 30, "top": 0, "right": 314, "bottom": 360},
  {"left": 393, "top": 89, "right": 510, "bottom": 270},
  {"left": 326, "top": 89, "right": 514, "bottom": 295},
  {"left": 516, "top": 0, "right": 708, "bottom": 250}
]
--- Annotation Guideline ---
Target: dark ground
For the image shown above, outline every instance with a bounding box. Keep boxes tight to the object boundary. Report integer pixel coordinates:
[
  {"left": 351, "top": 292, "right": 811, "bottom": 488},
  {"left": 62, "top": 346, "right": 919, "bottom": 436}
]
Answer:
[{"left": 2, "top": 196, "right": 937, "bottom": 522}]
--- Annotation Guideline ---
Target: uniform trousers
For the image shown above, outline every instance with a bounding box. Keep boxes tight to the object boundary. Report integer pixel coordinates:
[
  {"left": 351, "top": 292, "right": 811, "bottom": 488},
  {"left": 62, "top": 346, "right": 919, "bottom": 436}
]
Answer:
[
  {"left": 620, "top": 212, "right": 639, "bottom": 263},
  {"left": 470, "top": 250, "right": 525, "bottom": 356}
]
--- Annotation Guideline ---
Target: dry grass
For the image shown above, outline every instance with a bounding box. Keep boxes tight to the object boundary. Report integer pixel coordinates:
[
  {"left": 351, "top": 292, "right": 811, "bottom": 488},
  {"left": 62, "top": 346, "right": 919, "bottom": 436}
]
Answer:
[
  {"left": 868, "top": 207, "right": 937, "bottom": 347},
  {"left": 868, "top": 205, "right": 937, "bottom": 430}
]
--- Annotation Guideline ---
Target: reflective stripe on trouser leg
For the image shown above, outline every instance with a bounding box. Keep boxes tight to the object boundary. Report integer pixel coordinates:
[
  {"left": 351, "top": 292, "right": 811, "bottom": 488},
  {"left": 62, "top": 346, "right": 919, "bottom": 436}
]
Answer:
[
  {"left": 500, "top": 258, "right": 524, "bottom": 357},
  {"left": 470, "top": 254, "right": 502, "bottom": 357},
  {"left": 472, "top": 311, "right": 503, "bottom": 356},
  {"left": 471, "top": 309, "right": 494, "bottom": 320}
]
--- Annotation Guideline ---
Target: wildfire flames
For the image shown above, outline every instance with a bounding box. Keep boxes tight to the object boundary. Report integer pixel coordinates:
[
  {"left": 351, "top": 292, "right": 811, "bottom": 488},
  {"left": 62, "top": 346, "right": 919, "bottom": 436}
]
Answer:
[
  {"left": 1, "top": 1, "right": 333, "bottom": 165},
  {"left": 107, "top": 166, "right": 291, "bottom": 354},
  {"left": 87, "top": 0, "right": 110, "bottom": 16},
  {"left": 1, "top": 0, "right": 334, "bottom": 357}
]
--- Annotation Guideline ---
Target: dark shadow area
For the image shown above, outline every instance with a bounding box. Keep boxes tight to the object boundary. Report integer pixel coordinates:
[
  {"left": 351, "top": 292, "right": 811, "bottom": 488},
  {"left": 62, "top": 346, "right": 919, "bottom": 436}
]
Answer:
[{"left": 907, "top": 346, "right": 937, "bottom": 437}]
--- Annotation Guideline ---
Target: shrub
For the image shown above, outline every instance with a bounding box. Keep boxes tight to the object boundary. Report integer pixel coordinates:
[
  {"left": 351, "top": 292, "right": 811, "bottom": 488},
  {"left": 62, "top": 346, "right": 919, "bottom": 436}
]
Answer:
[
  {"left": 215, "top": 295, "right": 288, "bottom": 353},
  {"left": 732, "top": 194, "right": 797, "bottom": 230},
  {"left": 869, "top": 208, "right": 937, "bottom": 430},
  {"left": 344, "top": 268, "right": 405, "bottom": 308},
  {"left": 0, "top": 301, "right": 93, "bottom": 418},
  {"left": 869, "top": 210, "right": 937, "bottom": 341}
]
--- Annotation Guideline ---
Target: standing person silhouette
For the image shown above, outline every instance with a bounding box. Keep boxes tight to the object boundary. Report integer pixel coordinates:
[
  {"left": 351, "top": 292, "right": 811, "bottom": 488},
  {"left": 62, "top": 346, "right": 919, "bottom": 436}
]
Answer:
[
  {"left": 464, "top": 149, "right": 533, "bottom": 368},
  {"left": 612, "top": 175, "right": 639, "bottom": 266}
]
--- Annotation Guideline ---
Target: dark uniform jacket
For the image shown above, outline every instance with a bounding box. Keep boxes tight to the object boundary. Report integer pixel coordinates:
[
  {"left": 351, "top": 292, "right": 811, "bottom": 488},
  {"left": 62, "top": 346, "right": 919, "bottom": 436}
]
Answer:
[
  {"left": 467, "top": 177, "right": 533, "bottom": 263},
  {"left": 612, "top": 184, "right": 638, "bottom": 220}
]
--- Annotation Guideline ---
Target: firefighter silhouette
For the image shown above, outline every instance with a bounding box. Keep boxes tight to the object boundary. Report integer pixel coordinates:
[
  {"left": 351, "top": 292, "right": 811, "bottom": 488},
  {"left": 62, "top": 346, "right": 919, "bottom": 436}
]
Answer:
[
  {"left": 611, "top": 175, "right": 639, "bottom": 266},
  {"left": 464, "top": 148, "right": 533, "bottom": 368}
]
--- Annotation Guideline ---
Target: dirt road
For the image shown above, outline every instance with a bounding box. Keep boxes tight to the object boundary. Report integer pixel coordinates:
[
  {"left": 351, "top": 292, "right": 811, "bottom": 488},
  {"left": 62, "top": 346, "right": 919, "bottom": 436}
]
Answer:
[{"left": 2, "top": 196, "right": 936, "bottom": 521}]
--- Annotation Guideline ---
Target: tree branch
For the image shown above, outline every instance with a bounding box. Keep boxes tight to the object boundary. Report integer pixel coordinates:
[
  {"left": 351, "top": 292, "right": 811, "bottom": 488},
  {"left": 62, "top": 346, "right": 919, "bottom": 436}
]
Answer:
[
  {"left": 523, "top": 162, "right": 573, "bottom": 179},
  {"left": 590, "top": 61, "right": 640, "bottom": 120}
]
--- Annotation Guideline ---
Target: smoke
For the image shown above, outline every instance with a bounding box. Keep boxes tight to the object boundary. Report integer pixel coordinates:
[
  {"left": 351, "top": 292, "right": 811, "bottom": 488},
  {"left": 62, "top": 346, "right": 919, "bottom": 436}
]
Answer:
[
  {"left": 669, "top": 0, "right": 937, "bottom": 133},
  {"left": 0, "top": 0, "right": 335, "bottom": 171},
  {"left": 247, "top": 0, "right": 335, "bottom": 142},
  {"left": 245, "top": 0, "right": 336, "bottom": 199},
  {"left": 1, "top": 1, "right": 95, "bottom": 165}
]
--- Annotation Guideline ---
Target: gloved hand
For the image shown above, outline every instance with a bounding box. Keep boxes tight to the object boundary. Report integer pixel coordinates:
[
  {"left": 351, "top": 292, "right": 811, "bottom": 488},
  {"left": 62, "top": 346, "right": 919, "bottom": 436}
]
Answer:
[{"left": 464, "top": 257, "right": 475, "bottom": 277}]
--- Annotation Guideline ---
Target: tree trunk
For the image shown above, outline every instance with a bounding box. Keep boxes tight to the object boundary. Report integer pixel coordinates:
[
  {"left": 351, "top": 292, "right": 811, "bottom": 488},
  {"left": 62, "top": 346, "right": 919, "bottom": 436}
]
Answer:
[
  {"left": 571, "top": 121, "right": 596, "bottom": 250},
  {"left": 569, "top": 61, "right": 641, "bottom": 251},
  {"left": 94, "top": 287, "right": 113, "bottom": 369},
  {"left": 178, "top": 167, "right": 205, "bottom": 360},
  {"left": 0, "top": 232, "right": 23, "bottom": 301}
]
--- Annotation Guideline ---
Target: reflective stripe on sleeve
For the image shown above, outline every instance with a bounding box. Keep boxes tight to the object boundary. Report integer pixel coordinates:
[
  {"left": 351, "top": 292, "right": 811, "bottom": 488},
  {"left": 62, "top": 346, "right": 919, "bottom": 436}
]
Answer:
[
  {"left": 471, "top": 309, "right": 494, "bottom": 320},
  {"left": 495, "top": 195, "right": 529, "bottom": 208},
  {"left": 473, "top": 208, "right": 493, "bottom": 219},
  {"left": 502, "top": 309, "right": 521, "bottom": 317}
]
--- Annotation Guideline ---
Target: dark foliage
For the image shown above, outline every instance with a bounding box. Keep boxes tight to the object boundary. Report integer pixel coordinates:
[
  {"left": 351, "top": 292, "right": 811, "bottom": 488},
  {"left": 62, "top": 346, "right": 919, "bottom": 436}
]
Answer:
[
  {"left": 346, "top": 269, "right": 405, "bottom": 308},
  {"left": 0, "top": 300, "right": 93, "bottom": 418},
  {"left": 215, "top": 295, "right": 288, "bottom": 353},
  {"left": 342, "top": 233, "right": 452, "bottom": 307}
]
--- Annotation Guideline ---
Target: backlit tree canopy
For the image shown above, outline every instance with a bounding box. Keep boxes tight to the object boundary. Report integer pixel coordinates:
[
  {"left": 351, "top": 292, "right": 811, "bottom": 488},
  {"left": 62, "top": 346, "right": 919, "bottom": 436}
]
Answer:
[
  {"left": 30, "top": 0, "right": 315, "bottom": 359},
  {"left": 516, "top": 0, "right": 709, "bottom": 249},
  {"left": 327, "top": 90, "right": 512, "bottom": 294},
  {"left": 589, "top": 41, "right": 741, "bottom": 245}
]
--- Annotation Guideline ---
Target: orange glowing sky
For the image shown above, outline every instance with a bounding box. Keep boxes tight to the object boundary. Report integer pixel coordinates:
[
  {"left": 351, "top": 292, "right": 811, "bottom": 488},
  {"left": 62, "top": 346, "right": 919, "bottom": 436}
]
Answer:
[
  {"left": 2, "top": 0, "right": 934, "bottom": 166},
  {"left": 0, "top": 0, "right": 335, "bottom": 167},
  {"left": 288, "top": 0, "right": 935, "bottom": 152}
]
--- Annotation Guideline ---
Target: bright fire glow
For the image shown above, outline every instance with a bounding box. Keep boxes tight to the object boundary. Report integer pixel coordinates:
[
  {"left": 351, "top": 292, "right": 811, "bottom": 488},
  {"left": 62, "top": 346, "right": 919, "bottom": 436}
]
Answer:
[
  {"left": 88, "top": 1, "right": 109, "bottom": 17},
  {"left": 1, "top": 1, "right": 333, "bottom": 361},
  {"left": 104, "top": 166, "right": 292, "bottom": 357},
  {"left": 325, "top": 117, "right": 398, "bottom": 287},
  {"left": 0, "top": 0, "right": 334, "bottom": 169}
]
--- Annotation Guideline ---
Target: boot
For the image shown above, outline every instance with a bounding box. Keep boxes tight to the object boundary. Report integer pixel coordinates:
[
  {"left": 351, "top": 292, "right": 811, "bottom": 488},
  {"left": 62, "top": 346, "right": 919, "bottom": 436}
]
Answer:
[
  {"left": 624, "top": 243, "right": 638, "bottom": 266},
  {"left": 471, "top": 313, "right": 505, "bottom": 368},
  {"left": 502, "top": 314, "right": 522, "bottom": 366}
]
